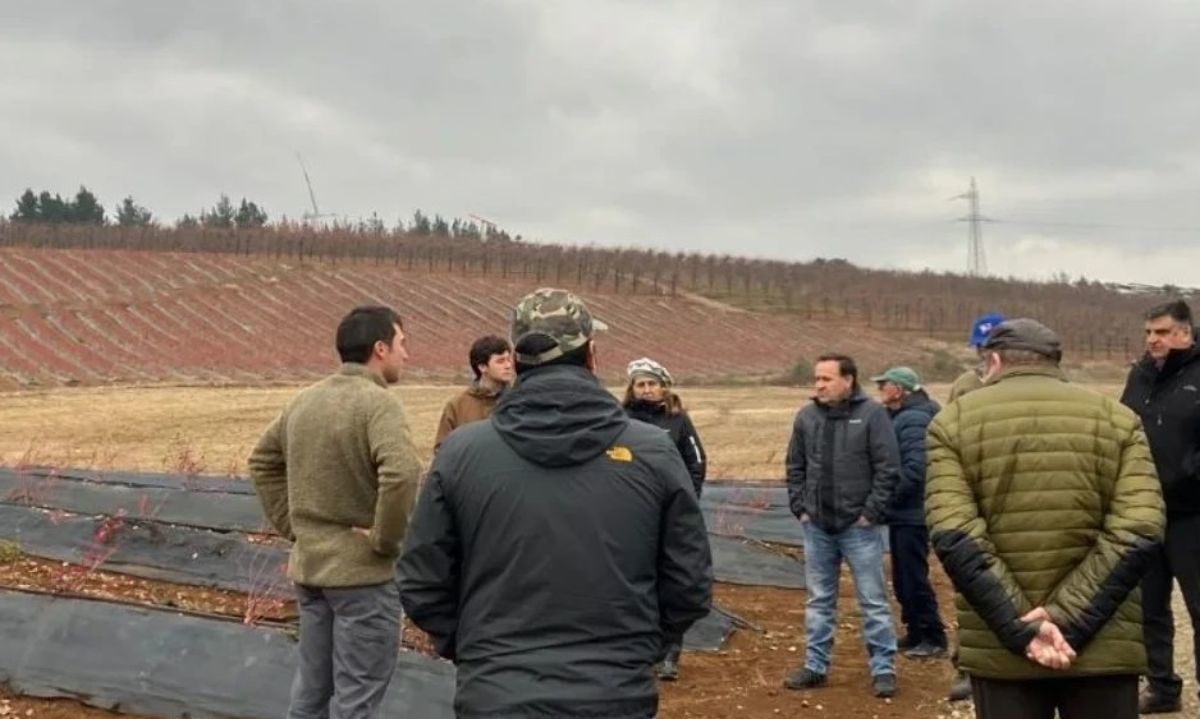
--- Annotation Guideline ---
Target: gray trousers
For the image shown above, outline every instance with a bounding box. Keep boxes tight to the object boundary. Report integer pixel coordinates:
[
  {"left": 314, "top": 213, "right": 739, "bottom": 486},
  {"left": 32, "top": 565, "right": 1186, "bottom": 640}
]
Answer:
[{"left": 288, "top": 581, "right": 403, "bottom": 719}]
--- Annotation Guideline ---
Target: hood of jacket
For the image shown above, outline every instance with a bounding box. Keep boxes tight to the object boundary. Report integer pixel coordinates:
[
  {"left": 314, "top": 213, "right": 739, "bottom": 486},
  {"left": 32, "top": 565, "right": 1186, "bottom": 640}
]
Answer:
[{"left": 491, "top": 364, "right": 629, "bottom": 468}]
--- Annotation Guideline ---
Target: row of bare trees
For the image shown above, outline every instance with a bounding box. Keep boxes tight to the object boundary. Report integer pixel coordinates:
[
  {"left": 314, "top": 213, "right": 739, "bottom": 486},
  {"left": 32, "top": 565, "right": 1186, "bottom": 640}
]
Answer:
[{"left": 0, "top": 221, "right": 1178, "bottom": 359}]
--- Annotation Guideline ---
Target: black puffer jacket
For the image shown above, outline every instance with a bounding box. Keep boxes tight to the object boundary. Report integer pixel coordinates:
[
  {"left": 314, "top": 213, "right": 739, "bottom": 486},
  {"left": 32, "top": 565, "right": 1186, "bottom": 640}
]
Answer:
[
  {"left": 887, "top": 390, "right": 940, "bottom": 526},
  {"left": 624, "top": 400, "right": 706, "bottom": 497},
  {"left": 785, "top": 388, "right": 900, "bottom": 533},
  {"left": 1121, "top": 344, "right": 1200, "bottom": 515},
  {"left": 398, "top": 364, "right": 713, "bottom": 719}
]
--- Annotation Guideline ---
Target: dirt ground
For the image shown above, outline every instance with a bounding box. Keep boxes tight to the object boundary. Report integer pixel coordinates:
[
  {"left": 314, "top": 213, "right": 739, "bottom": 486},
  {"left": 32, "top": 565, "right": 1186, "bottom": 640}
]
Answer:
[
  {"left": 0, "top": 379, "right": 1192, "bottom": 719},
  {"left": 661, "top": 576, "right": 963, "bottom": 719},
  {"left": 0, "top": 689, "right": 160, "bottom": 719}
]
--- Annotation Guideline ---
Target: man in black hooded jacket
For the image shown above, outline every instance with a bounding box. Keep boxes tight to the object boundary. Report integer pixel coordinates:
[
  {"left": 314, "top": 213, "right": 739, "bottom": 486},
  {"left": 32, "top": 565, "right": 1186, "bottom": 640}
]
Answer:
[
  {"left": 1120, "top": 300, "right": 1200, "bottom": 714},
  {"left": 398, "top": 288, "right": 713, "bottom": 719}
]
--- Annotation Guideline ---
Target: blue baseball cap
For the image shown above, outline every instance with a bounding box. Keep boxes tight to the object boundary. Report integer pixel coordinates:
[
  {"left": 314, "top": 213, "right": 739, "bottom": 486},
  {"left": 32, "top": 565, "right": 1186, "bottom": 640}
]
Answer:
[{"left": 969, "top": 312, "right": 1006, "bottom": 348}]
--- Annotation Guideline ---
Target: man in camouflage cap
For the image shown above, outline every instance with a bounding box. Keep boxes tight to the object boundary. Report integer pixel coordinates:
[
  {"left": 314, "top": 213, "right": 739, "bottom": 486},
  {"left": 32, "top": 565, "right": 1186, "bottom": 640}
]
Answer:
[
  {"left": 509, "top": 287, "right": 608, "bottom": 366},
  {"left": 400, "top": 287, "right": 713, "bottom": 719}
]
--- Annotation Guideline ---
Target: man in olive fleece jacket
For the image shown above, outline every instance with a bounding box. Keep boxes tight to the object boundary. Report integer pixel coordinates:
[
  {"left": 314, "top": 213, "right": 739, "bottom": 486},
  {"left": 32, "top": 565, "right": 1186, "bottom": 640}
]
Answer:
[
  {"left": 249, "top": 306, "right": 422, "bottom": 719},
  {"left": 926, "top": 319, "right": 1164, "bottom": 719}
]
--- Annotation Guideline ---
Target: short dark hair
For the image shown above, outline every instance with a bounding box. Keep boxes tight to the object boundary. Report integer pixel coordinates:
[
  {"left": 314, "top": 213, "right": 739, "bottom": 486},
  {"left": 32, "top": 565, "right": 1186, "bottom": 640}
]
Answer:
[
  {"left": 815, "top": 353, "right": 858, "bottom": 384},
  {"left": 336, "top": 306, "right": 403, "bottom": 364},
  {"left": 514, "top": 334, "right": 590, "bottom": 375},
  {"left": 469, "top": 335, "right": 511, "bottom": 379},
  {"left": 1147, "top": 300, "right": 1193, "bottom": 326}
]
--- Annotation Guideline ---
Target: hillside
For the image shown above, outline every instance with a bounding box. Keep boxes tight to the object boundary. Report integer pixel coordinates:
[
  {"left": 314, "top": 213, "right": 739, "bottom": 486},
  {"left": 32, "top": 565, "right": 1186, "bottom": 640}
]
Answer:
[
  {"left": 0, "top": 222, "right": 1176, "bottom": 388},
  {"left": 0, "top": 247, "right": 933, "bottom": 388}
]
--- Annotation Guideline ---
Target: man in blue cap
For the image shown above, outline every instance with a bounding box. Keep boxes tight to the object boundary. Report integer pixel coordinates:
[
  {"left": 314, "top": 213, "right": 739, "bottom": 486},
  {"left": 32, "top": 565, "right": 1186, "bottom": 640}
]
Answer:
[
  {"left": 949, "top": 312, "right": 1005, "bottom": 403},
  {"left": 945, "top": 311, "right": 1004, "bottom": 703}
]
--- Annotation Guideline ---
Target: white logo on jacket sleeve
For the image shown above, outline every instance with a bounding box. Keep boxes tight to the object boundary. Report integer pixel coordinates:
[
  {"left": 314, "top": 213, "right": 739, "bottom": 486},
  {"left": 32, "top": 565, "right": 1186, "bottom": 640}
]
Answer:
[{"left": 688, "top": 436, "right": 704, "bottom": 466}]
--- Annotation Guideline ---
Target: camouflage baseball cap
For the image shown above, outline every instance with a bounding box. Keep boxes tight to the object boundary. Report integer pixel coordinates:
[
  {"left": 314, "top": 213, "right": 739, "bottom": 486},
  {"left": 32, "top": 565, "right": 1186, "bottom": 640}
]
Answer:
[{"left": 510, "top": 288, "right": 608, "bottom": 366}]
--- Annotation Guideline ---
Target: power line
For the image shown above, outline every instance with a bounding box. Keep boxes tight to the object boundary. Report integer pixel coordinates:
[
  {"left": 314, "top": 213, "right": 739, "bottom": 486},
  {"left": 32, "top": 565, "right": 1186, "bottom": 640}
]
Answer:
[{"left": 993, "top": 218, "right": 1200, "bottom": 233}]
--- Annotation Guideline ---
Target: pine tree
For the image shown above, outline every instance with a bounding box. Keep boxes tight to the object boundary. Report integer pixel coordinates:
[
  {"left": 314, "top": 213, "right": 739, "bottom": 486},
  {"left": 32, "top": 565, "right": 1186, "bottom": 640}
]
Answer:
[
  {"left": 10, "top": 189, "right": 38, "bottom": 221},
  {"left": 116, "top": 196, "right": 153, "bottom": 226},
  {"left": 68, "top": 186, "right": 106, "bottom": 224},
  {"left": 234, "top": 198, "right": 268, "bottom": 228}
]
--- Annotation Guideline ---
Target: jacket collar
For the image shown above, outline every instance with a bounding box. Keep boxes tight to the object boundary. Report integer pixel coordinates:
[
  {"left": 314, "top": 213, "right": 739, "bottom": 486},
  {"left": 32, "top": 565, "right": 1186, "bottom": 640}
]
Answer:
[
  {"left": 467, "top": 380, "right": 505, "bottom": 400},
  {"left": 1136, "top": 344, "right": 1200, "bottom": 380},
  {"left": 986, "top": 364, "right": 1067, "bottom": 386},
  {"left": 813, "top": 386, "right": 868, "bottom": 414},
  {"left": 893, "top": 389, "right": 936, "bottom": 415},
  {"left": 338, "top": 362, "right": 388, "bottom": 388}
]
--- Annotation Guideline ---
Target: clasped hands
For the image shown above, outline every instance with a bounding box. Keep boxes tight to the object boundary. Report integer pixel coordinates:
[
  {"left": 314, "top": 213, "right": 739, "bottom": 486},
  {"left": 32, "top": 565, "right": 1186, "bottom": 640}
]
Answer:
[{"left": 1021, "top": 607, "right": 1077, "bottom": 670}]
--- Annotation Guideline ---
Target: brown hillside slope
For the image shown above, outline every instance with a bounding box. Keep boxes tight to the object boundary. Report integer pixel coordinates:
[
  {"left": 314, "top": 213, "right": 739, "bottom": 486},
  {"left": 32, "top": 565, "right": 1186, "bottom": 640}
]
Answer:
[
  {"left": 0, "top": 222, "right": 1174, "bottom": 364},
  {"left": 0, "top": 247, "right": 930, "bottom": 387}
]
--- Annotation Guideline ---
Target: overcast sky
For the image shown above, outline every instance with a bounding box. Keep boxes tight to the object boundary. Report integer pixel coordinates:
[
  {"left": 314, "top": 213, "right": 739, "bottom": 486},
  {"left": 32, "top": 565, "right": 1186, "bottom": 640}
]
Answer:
[{"left": 3, "top": 1, "right": 1199, "bottom": 286}]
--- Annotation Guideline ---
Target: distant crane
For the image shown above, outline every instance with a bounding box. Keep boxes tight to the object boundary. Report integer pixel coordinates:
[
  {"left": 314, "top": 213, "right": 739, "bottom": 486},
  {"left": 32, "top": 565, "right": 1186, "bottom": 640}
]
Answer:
[
  {"left": 952, "top": 177, "right": 991, "bottom": 276},
  {"left": 468, "top": 213, "right": 498, "bottom": 236},
  {"left": 295, "top": 154, "right": 342, "bottom": 224}
]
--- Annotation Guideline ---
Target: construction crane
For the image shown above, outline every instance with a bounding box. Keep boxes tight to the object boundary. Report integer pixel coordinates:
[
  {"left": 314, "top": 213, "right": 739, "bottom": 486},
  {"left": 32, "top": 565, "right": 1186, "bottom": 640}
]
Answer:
[
  {"left": 296, "top": 154, "right": 342, "bottom": 224},
  {"left": 468, "top": 213, "right": 498, "bottom": 236}
]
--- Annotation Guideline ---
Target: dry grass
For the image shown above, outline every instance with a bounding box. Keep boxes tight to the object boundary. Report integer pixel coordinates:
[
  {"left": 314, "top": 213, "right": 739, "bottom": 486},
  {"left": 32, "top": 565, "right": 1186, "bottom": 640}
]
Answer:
[{"left": 0, "top": 379, "right": 1128, "bottom": 479}]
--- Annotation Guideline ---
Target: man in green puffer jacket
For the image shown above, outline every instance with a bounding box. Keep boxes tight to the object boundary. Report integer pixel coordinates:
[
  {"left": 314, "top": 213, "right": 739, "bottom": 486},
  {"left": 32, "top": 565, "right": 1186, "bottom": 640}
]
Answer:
[{"left": 926, "top": 318, "right": 1165, "bottom": 719}]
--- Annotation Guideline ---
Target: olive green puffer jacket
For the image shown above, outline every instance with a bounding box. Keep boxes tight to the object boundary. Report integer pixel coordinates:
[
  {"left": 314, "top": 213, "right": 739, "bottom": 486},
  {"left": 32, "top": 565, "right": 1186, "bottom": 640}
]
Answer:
[{"left": 926, "top": 365, "right": 1164, "bottom": 680}]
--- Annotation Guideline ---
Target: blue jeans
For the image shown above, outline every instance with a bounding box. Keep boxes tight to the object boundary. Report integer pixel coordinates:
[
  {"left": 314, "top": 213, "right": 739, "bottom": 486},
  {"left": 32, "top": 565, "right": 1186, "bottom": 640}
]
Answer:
[{"left": 802, "top": 521, "right": 896, "bottom": 677}]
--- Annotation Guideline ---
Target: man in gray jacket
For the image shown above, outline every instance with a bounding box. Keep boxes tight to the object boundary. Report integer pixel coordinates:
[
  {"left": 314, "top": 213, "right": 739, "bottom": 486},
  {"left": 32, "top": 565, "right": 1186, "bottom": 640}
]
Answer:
[
  {"left": 399, "top": 288, "right": 713, "bottom": 719},
  {"left": 783, "top": 353, "right": 901, "bottom": 698}
]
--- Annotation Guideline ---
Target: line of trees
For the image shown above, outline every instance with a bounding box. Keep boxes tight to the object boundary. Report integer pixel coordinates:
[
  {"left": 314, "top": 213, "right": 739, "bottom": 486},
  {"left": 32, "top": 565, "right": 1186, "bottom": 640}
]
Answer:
[
  {"left": 9, "top": 188, "right": 270, "bottom": 230},
  {"left": 7, "top": 188, "right": 534, "bottom": 242},
  {"left": 10, "top": 187, "right": 107, "bottom": 225}
]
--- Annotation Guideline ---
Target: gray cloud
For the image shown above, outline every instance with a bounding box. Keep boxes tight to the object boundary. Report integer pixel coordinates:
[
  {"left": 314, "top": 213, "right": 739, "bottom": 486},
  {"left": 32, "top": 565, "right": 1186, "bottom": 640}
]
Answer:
[{"left": 2, "top": 1, "right": 1200, "bottom": 284}]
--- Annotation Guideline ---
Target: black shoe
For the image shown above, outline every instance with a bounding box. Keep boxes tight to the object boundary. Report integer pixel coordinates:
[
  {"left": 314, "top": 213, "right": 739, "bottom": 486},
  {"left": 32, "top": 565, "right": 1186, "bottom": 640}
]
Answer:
[
  {"left": 1138, "top": 689, "right": 1182, "bottom": 714},
  {"left": 902, "top": 640, "right": 948, "bottom": 659},
  {"left": 872, "top": 673, "right": 896, "bottom": 698},
  {"left": 655, "top": 643, "right": 682, "bottom": 682},
  {"left": 655, "top": 656, "right": 679, "bottom": 682},
  {"left": 896, "top": 632, "right": 919, "bottom": 651},
  {"left": 947, "top": 672, "right": 971, "bottom": 702},
  {"left": 783, "top": 667, "right": 827, "bottom": 690}
]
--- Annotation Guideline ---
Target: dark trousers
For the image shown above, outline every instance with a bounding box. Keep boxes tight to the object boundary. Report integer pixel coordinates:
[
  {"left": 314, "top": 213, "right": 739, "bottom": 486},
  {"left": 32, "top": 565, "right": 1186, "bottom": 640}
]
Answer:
[
  {"left": 1143, "top": 512, "right": 1200, "bottom": 700},
  {"left": 889, "top": 524, "right": 946, "bottom": 645},
  {"left": 971, "top": 675, "right": 1137, "bottom": 719}
]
